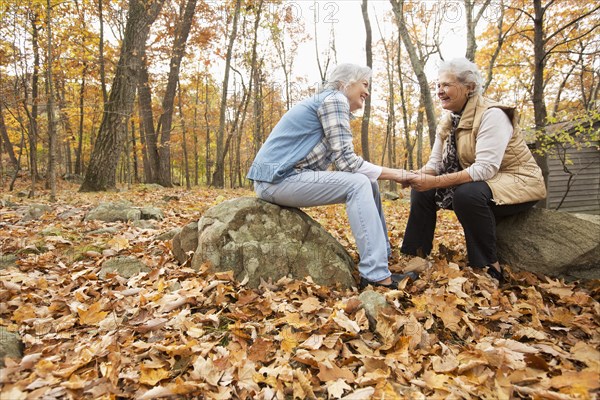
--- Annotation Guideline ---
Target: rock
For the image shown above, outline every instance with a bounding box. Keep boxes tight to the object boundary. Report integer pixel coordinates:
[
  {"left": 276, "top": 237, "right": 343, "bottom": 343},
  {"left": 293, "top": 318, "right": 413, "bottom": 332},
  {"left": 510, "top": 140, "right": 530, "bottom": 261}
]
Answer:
[
  {"left": 99, "top": 257, "right": 150, "bottom": 279},
  {"left": 58, "top": 208, "right": 83, "bottom": 220},
  {"left": 172, "top": 222, "right": 198, "bottom": 263},
  {"left": 0, "top": 254, "right": 17, "bottom": 270},
  {"left": 155, "top": 228, "right": 181, "bottom": 242},
  {"left": 0, "top": 326, "right": 23, "bottom": 367},
  {"left": 133, "top": 220, "right": 157, "bottom": 230},
  {"left": 0, "top": 197, "right": 18, "bottom": 207},
  {"left": 40, "top": 226, "right": 62, "bottom": 236},
  {"left": 85, "top": 202, "right": 164, "bottom": 222},
  {"left": 175, "top": 197, "right": 356, "bottom": 289},
  {"left": 573, "top": 213, "right": 600, "bottom": 225},
  {"left": 85, "top": 201, "right": 141, "bottom": 222},
  {"left": 496, "top": 208, "right": 600, "bottom": 281},
  {"left": 87, "top": 227, "right": 120, "bottom": 235},
  {"left": 359, "top": 290, "right": 388, "bottom": 328},
  {"left": 23, "top": 204, "right": 52, "bottom": 221},
  {"left": 383, "top": 191, "right": 400, "bottom": 201},
  {"left": 140, "top": 206, "right": 163, "bottom": 221}
]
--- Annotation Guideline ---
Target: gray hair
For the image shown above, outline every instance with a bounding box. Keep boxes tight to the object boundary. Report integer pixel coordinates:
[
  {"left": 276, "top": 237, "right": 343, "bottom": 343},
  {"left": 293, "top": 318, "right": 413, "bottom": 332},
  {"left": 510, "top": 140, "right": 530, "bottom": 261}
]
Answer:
[
  {"left": 320, "top": 63, "right": 372, "bottom": 93},
  {"left": 438, "top": 58, "right": 483, "bottom": 96}
]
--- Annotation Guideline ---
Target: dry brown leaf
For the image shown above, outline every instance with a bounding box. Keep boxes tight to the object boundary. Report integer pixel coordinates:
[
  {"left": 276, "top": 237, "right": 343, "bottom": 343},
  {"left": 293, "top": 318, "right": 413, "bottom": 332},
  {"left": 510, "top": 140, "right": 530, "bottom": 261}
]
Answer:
[
  {"left": 139, "top": 366, "right": 170, "bottom": 386},
  {"left": 326, "top": 378, "right": 352, "bottom": 399},
  {"left": 332, "top": 310, "right": 360, "bottom": 334},
  {"left": 280, "top": 326, "right": 299, "bottom": 353},
  {"left": 77, "top": 301, "right": 108, "bottom": 325},
  {"left": 431, "top": 354, "right": 459, "bottom": 373},
  {"left": 550, "top": 369, "right": 600, "bottom": 390},
  {"left": 339, "top": 387, "right": 375, "bottom": 400},
  {"left": 570, "top": 341, "right": 600, "bottom": 369},
  {"left": 317, "top": 362, "right": 355, "bottom": 383},
  {"left": 106, "top": 236, "right": 130, "bottom": 251}
]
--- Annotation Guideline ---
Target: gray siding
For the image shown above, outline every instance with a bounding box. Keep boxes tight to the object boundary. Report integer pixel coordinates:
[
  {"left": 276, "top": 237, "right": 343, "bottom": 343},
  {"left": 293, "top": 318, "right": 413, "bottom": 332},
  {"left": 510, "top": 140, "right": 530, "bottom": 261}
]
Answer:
[{"left": 547, "top": 142, "right": 600, "bottom": 214}]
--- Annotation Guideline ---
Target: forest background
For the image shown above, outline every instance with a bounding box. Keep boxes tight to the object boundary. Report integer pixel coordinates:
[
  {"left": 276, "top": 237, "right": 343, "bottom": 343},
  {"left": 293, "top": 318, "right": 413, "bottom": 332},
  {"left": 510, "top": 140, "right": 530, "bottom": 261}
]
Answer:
[{"left": 0, "top": 0, "right": 598, "bottom": 197}]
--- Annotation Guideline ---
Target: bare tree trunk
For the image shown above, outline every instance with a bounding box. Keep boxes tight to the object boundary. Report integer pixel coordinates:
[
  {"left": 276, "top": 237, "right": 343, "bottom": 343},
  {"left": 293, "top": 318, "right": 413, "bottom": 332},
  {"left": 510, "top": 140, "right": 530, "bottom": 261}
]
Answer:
[
  {"left": 137, "top": 100, "right": 152, "bottom": 183},
  {"left": 75, "top": 63, "right": 86, "bottom": 175},
  {"left": 360, "top": 0, "right": 372, "bottom": 162},
  {"left": 80, "top": 0, "right": 165, "bottom": 192},
  {"left": 416, "top": 103, "right": 424, "bottom": 168},
  {"left": 177, "top": 80, "right": 191, "bottom": 189},
  {"left": 55, "top": 81, "right": 75, "bottom": 175},
  {"left": 204, "top": 74, "right": 211, "bottom": 185},
  {"left": 483, "top": 1, "right": 510, "bottom": 92},
  {"left": 131, "top": 119, "right": 139, "bottom": 183},
  {"left": 123, "top": 118, "right": 131, "bottom": 188},
  {"left": 253, "top": 66, "right": 264, "bottom": 156},
  {"left": 0, "top": 103, "right": 19, "bottom": 169},
  {"left": 46, "top": 0, "right": 57, "bottom": 201},
  {"left": 192, "top": 73, "right": 200, "bottom": 186},
  {"left": 532, "top": 0, "right": 549, "bottom": 207},
  {"left": 9, "top": 124, "right": 26, "bottom": 192},
  {"left": 156, "top": 0, "right": 197, "bottom": 187},
  {"left": 313, "top": 0, "right": 332, "bottom": 83},
  {"left": 137, "top": 53, "right": 159, "bottom": 183},
  {"left": 397, "top": 39, "right": 410, "bottom": 168},
  {"left": 390, "top": 0, "right": 437, "bottom": 147},
  {"left": 374, "top": 11, "right": 396, "bottom": 189},
  {"left": 29, "top": 12, "right": 41, "bottom": 196},
  {"left": 98, "top": 0, "right": 108, "bottom": 105},
  {"left": 212, "top": 0, "right": 241, "bottom": 188},
  {"left": 464, "top": 0, "right": 492, "bottom": 61}
]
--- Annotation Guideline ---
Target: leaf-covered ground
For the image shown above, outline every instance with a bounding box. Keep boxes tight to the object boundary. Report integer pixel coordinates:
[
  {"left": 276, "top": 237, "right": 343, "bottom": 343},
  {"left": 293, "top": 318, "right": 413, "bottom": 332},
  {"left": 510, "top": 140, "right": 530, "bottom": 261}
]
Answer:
[{"left": 0, "top": 183, "right": 598, "bottom": 399}]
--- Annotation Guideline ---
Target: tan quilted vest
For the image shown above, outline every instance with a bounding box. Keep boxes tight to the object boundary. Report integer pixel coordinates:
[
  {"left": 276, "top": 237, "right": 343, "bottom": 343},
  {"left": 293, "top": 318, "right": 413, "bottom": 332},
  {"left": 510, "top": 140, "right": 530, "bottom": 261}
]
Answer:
[{"left": 438, "top": 95, "right": 546, "bottom": 205}]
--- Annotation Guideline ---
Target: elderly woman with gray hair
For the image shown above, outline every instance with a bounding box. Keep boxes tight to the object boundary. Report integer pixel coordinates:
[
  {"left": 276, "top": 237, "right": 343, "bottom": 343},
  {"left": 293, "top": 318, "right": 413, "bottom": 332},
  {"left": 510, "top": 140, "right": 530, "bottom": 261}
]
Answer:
[
  {"left": 248, "top": 63, "right": 417, "bottom": 290},
  {"left": 402, "top": 57, "right": 546, "bottom": 283}
]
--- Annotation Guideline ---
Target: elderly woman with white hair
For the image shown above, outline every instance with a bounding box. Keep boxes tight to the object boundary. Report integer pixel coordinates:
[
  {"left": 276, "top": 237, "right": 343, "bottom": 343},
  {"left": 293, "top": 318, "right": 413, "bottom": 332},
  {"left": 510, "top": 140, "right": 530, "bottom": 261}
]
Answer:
[
  {"left": 402, "top": 57, "right": 546, "bottom": 283},
  {"left": 248, "top": 63, "right": 417, "bottom": 290}
]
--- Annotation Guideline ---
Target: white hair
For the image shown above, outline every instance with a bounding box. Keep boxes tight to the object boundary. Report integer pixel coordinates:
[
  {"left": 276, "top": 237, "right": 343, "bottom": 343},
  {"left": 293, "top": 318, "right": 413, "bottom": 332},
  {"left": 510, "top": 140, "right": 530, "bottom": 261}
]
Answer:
[
  {"left": 438, "top": 58, "right": 484, "bottom": 96},
  {"left": 320, "top": 63, "right": 372, "bottom": 93}
]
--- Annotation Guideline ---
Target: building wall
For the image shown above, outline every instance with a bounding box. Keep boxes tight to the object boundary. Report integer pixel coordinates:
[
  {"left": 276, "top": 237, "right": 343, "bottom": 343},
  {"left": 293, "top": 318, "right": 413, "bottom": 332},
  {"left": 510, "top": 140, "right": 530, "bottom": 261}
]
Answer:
[{"left": 547, "top": 142, "right": 600, "bottom": 214}]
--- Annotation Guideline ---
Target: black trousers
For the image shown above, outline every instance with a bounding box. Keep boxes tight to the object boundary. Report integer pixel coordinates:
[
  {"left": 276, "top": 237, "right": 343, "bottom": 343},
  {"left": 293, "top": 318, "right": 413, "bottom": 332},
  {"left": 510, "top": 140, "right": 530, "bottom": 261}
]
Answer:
[{"left": 400, "top": 181, "right": 537, "bottom": 268}]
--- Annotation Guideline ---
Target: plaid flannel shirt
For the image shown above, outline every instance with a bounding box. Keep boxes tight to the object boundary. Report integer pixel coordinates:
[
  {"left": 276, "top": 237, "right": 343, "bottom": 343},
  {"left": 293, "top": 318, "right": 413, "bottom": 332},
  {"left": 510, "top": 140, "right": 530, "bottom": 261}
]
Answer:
[{"left": 295, "top": 92, "right": 364, "bottom": 172}]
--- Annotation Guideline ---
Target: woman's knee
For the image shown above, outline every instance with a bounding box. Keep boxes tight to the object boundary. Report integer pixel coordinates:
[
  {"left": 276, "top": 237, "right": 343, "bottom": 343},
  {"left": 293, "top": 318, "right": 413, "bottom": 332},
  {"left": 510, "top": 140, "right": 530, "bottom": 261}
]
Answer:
[
  {"left": 410, "top": 188, "right": 436, "bottom": 209},
  {"left": 347, "top": 173, "right": 372, "bottom": 193},
  {"left": 453, "top": 182, "right": 492, "bottom": 211}
]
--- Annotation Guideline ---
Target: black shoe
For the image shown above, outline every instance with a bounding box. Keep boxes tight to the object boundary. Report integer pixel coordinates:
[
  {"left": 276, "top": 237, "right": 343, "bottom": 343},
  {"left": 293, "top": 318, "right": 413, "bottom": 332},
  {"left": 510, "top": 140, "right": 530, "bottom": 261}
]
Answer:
[
  {"left": 359, "top": 271, "right": 419, "bottom": 290},
  {"left": 483, "top": 265, "right": 504, "bottom": 284}
]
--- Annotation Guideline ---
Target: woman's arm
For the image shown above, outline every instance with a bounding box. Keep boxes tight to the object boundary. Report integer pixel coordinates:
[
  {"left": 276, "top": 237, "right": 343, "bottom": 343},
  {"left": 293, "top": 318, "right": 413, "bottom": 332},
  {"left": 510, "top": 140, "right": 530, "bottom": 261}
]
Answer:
[
  {"left": 466, "top": 108, "right": 513, "bottom": 181},
  {"left": 408, "top": 108, "right": 513, "bottom": 191},
  {"left": 318, "top": 93, "right": 364, "bottom": 172}
]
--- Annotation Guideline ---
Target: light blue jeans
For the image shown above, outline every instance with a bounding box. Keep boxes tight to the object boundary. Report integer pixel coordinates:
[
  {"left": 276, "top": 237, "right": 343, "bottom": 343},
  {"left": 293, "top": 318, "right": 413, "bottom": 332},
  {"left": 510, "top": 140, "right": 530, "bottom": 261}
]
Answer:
[{"left": 254, "top": 170, "right": 392, "bottom": 282}]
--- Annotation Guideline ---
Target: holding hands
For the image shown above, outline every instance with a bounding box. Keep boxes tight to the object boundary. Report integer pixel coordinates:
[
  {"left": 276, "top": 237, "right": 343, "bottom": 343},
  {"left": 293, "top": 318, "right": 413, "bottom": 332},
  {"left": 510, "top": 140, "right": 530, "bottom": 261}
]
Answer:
[{"left": 390, "top": 169, "right": 437, "bottom": 191}]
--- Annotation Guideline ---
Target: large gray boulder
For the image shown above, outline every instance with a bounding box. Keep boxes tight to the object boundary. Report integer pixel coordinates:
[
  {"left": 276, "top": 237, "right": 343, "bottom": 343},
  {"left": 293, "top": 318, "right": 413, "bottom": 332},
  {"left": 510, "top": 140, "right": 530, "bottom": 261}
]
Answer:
[
  {"left": 0, "top": 326, "right": 23, "bottom": 367},
  {"left": 99, "top": 256, "right": 150, "bottom": 279},
  {"left": 172, "top": 197, "right": 356, "bottom": 289},
  {"left": 496, "top": 208, "right": 600, "bottom": 281},
  {"left": 85, "top": 202, "right": 163, "bottom": 223}
]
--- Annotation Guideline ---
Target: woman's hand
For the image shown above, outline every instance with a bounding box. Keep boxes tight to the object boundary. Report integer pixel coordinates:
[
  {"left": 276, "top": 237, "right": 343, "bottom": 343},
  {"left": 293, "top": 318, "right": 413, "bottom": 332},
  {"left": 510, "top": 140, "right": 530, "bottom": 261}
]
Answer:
[
  {"left": 379, "top": 167, "right": 414, "bottom": 186},
  {"left": 408, "top": 170, "right": 473, "bottom": 192},
  {"left": 391, "top": 168, "right": 416, "bottom": 187},
  {"left": 408, "top": 173, "right": 438, "bottom": 192}
]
